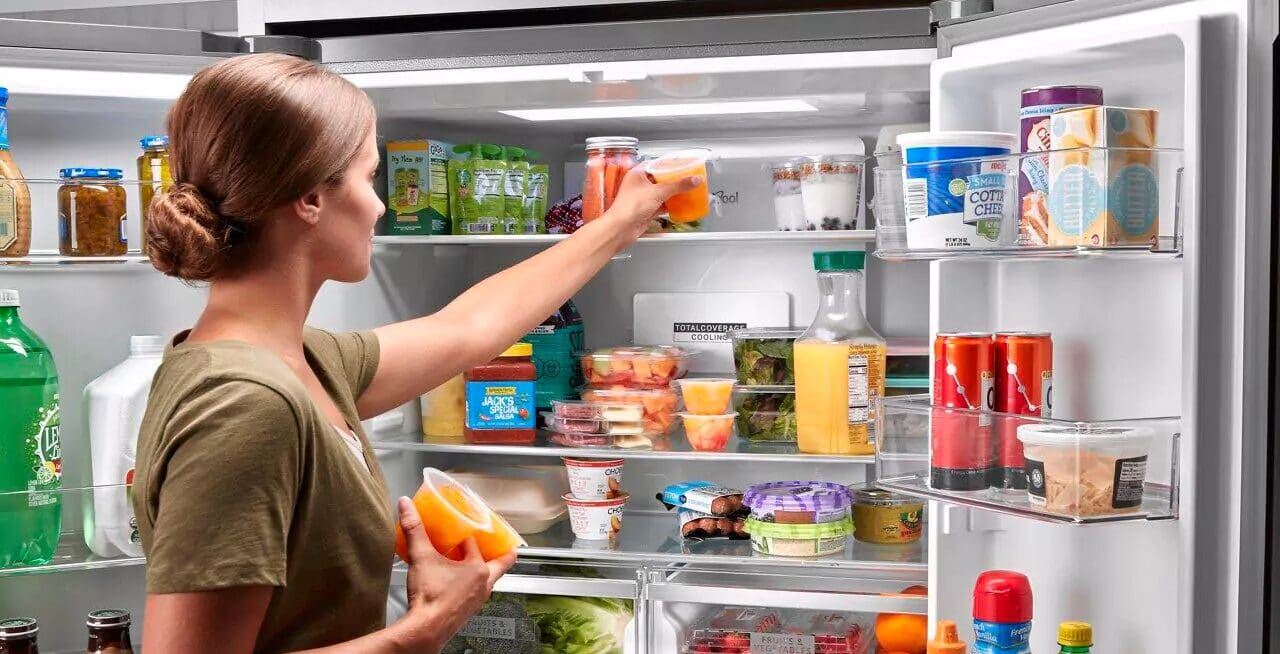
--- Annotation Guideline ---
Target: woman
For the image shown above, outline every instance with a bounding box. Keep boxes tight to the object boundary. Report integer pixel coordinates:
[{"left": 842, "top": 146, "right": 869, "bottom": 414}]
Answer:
[{"left": 132, "top": 53, "right": 698, "bottom": 654}]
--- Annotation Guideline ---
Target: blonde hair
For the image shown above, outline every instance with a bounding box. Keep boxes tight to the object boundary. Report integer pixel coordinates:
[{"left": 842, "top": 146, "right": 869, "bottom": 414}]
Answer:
[{"left": 147, "top": 53, "right": 376, "bottom": 281}]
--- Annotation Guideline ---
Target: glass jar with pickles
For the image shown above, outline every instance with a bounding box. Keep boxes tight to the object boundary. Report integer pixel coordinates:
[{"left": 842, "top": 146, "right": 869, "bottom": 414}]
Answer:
[
  {"left": 581, "top": 136, "right": 638, "bottom": 222},
  {"left": 137, "top": 135, "right": 172, "bottom": 255},
  {"left": 58, "top": 168, "right": 128, "bottom": 257}
]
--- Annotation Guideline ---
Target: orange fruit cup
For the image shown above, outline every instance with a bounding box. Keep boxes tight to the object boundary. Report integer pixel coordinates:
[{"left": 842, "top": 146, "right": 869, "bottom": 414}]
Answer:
[
  {"left": 672, "top": 378, "right": 736, "bottom": 415},
  {"left": 644, "top": 148, "right": 713, "bottom": 223},
  {"left": 394, "top": 467, "right": 525, "bottom": 563},
  {"left": 678, "top": 412, "right": 736, "bottom": 451}
]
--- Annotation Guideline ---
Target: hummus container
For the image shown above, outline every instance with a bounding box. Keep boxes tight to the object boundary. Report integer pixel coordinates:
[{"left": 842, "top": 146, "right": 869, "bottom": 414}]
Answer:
[
  {"left": 744, "top": 481, "right": 853, "bottom": 525},
  {"left": 562, "top": 457, "right": 624, "bottom": 500},
  {"left": 563, "top": 492, "right": 628, "bottom": 540},
  {"left": 852, "top": 487, "right": 924, "bottom": 545},
  {"left": 745, "top": 516, "right": 853, "bottom": 557},
  {"left": 1018, "top": 424, "right": 1154, "bottom": 517}
]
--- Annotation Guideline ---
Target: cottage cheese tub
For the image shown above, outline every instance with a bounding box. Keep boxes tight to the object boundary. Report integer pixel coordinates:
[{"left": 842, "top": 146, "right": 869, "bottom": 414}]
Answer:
[{"left": 897, "top": 131, "right": 1017, "bottom": 250}]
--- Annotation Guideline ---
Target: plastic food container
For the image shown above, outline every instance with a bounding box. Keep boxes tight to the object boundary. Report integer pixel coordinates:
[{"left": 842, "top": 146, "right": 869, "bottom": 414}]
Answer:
[
  {"left": 800, "top": 155, "right": 865, "bottom": 230},
  {"left": 580, "top": 386, "right": 679, "bottom": 434},
  {"left": 730, "top": 328, "right": 802, "bottom": 386},
  {"left": 733, "top": 385, "right": 797, "bottom": 443},
  {"left": 579, "top": 345, "right": 692, "bottom": 389},
  {"left": 643, "top": 148, "right": 714, "bottom": 223},
  {"left": 684, "top": 607, "right": 783, "bottom": 653},
  {"left": 679, "top": 412, "right": 736, "bottom": 451},
  {"left": 563, "top": 457, "right": 624, "bottom": 500},
  {"left": 552, "top": 399, "right": 645, "bottom": 423},
  {"left": 543, "top": 412, "right": 646, "bottom": 436},
  {"left": 58, "top": 167, "right": 128, "bottom": 256},
  {"left": 745, "top": 516, "right": 853, "bottom": 557},
  {"left": 582, "top": 136, "right": 639, "bottom": 223},
  {"left": 393, "top": 468, "right": 525, "bottom": 562},
  {"left": 448, "top": 466, "right": 568, "bottom": 535},
  {"left": 1018, "top": 424, "right": 1154, "bottom": 517},
  {"left": 549, "top": 431, "right": 612, "bottom": 448},
  {"left": 744, "top": 481, "right": 852, "bottom": 525},
  {"left": 421, "top": 374, "right": 465, "bottom": 444},
  {"left": 564, "top": 492, "right": 628, "bottom": 540},
  {"left": 896, "top": 131, "right": 1017, "bottom": 250},
  {"left": 769, "top": 159, "right": 806, "bottom": 230},
  {"left": 777, "top": 610, "right": 873, "bottom": 653},
  {"left": 852, "top": 487, "right": 924, "bottom": 545},
  {"left": 673, "top": 378, "right": 736, "bottom": 415}
]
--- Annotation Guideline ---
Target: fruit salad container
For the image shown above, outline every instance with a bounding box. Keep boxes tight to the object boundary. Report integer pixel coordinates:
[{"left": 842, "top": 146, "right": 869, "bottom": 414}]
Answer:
[
  {"left": 580, "top": 386, "right": 680, "bottom": 435},
  {"left": 672, "top": 378, "right": 736, "bottom": 415},
  {"left": 578, "top": 345, "right": 693, "bottom": 389},
  {"left": 679, "top": 412, "right": 737, "bottom": 452}
]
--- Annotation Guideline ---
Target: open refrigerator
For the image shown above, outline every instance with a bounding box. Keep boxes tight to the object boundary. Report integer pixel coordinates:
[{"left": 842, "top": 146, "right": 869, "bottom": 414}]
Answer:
[{"left": 0, "top": 1, "right": 1274, "bottom": 652}]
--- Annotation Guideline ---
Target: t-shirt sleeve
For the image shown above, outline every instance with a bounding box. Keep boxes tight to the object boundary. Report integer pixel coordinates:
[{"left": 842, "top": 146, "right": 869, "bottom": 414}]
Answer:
[
  {"left": 144, "top": 379, "right": 303, "bottom": 593},
  {"left": 307, "top": 328, "right": 381, "bottom": 398}
]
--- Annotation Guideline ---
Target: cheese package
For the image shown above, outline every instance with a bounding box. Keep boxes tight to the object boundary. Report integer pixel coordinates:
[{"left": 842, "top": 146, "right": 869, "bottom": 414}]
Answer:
[{"left": 1047, "top": 106, "right": 1159, "bottom": 247}]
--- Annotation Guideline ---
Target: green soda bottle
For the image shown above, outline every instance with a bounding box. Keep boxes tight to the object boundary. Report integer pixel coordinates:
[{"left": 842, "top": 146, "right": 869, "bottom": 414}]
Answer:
[
  {"left": 0, "top": 289, "right": 62, "bottom": 568},
  {"left": 1058, "top": 621, "right": 1093, "bottom": 653}
]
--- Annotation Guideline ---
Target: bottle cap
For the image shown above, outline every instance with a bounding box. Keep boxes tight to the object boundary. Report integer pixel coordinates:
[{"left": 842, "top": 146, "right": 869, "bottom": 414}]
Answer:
[
  {"left": 0, "top": 618, "right": 37, "bottom": 640},
  {"left": 86, "top": 609, "right": 131, "bottom": 629},
  {"left": 0, "top": 87, "right": 9, "bottom": 105},
  {"left": 500, "top": 343, "right": 533, "bottom": 357},
  {"left": 0, "top": 289, "right": 18, "bottom": 307},
  {"left": 928, "top": 620, "right": 967, "bottom": 654},
  {"left": 59, "top": 167, "right": 124, "bottom": 180},
  {"left": 813, "top": 250, "right": 866, "bottom": 272},
  {"left": 140, "top": 135, "right": 169, "bottom": 149},
  {"left": 1058, "top": 621, "right": 1092, "bottom": 647},
  {"left": 972, "top": 570, "right": 1033, "bottom": 623},
  {"left": 131, "top": 335, "right": 167, "bottom": 355}
]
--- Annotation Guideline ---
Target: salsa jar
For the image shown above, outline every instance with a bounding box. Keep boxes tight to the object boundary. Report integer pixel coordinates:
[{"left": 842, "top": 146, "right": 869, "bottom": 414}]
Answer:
[
  {"left": 136, "top": 135, "right": 173, "bottom": 256},
  {"left": 58, "top": 167, "right": 127, "bottom": 256},
  {"left": 581, "top": 136, "right": 638, "bottom": 222},
  {"left": 465, "top": 343, "right": 538, "bottom": 444}
]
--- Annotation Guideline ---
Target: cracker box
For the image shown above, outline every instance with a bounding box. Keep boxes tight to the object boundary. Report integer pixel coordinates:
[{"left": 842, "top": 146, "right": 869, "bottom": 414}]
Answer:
[
  {"left": 384, "top": 139, "right": 452, "bottom": 235},
  {"left": 1047, "top": 106, "right": 1159, "bottom": 247}
]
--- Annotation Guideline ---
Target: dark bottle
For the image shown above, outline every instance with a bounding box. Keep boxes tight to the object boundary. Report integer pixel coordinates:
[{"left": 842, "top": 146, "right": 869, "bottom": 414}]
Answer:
[
  {"left": 0, "top": 618, "right": 39, "bottom": 654},
  {"left": 85, "top": 610, "right": 132, "bottom": 654}
]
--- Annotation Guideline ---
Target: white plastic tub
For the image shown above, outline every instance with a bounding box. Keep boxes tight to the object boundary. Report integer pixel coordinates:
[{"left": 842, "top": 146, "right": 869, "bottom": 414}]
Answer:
[{"left": 1017, "top": 424, "right": 1154, "bottom": 517}]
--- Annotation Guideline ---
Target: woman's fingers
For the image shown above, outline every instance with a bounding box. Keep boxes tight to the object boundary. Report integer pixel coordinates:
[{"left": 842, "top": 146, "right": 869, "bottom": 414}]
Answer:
[
  {"left": 456, "top": 536, "right": 483, "bottom": 563},
  {"left": 485, "top": 552, "right": 518, "bottom": 591},
  {"left": 397, "top": 497, "right": 441, "bottom": 564},
  {"left": 652, "top": 174, "right": 703, "bottom": 202}
]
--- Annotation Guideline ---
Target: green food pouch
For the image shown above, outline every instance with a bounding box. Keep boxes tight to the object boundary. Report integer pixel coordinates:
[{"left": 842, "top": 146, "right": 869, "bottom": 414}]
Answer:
[
  {"left": 523, "top": 163, "right": 550, "bottom": 235},
  {"left": 452, "top": 144, "right": 507, "bottom": 235},
  {"left": 502, "top": 146, "right": 530, "bottom": 234}
]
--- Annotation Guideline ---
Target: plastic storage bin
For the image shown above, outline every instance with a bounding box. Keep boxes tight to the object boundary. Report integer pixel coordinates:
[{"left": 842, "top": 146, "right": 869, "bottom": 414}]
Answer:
[
  {"left": 447, "top": 466, "right": 568, "bottom": 535},
  {"left": 579, "top": 345, "right": 692, "bottom": 389},
  {"left": 730, "top": 328, "right": 802, "bottom": 386},
  {"left": 732, "top": 385, "right": 797, "bottom": 442}
]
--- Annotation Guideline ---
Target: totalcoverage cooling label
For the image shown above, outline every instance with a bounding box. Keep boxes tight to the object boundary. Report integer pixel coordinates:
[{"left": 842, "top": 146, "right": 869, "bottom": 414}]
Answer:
[{"left": 671, "top": 322, "right": 747, "bottom": 343}]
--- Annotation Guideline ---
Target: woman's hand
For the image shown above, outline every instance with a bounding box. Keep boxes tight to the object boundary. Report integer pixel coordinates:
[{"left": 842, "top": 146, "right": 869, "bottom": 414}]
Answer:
[
  {"left": 393, "top": 497, "right": 517, "bottom": 652},
  {"left": 597, "top": 165, "right": 704, "bottom": 249}
]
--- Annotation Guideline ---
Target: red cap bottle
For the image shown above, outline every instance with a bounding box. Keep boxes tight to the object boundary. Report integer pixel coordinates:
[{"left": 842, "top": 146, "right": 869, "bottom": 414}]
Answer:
[{"left": 973, "top": 570, "right": 1033, "bottom": 650}]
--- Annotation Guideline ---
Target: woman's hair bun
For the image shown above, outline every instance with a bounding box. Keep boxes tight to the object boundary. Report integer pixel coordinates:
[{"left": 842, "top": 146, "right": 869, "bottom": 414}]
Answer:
[{"left": 146, "top": 182, "right": 227, "bottom": 282}]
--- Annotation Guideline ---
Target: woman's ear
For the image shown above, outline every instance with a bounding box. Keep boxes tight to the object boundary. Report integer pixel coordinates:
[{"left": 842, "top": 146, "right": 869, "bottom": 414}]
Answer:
[{"left": 292, "top": 189, "right": 323, "bottom": 227}]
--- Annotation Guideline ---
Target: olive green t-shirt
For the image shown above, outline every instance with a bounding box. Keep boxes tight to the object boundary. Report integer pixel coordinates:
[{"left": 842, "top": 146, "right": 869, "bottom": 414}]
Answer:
[{"left": 133, "top": 327, "right": 394, "bottom": 654}]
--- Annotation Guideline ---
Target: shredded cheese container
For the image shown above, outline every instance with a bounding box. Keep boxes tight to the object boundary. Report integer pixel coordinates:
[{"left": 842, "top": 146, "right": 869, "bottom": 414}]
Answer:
[
  {"left": 1017, "top": 424, "right": 1154, "bottom": 517},
  {"left": 744, "top": 516, "right": 853, "bottom": 557}
]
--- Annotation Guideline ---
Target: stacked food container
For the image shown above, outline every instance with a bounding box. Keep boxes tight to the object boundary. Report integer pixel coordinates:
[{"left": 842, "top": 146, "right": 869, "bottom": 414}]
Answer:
[{"left": 729, "top": 328, "right": 801, "bottom": 444}]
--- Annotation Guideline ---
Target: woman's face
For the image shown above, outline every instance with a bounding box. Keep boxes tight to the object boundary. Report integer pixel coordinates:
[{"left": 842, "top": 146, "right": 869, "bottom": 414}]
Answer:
[{"left": 315, "top": 125, "right": 384, "bottom": 283}]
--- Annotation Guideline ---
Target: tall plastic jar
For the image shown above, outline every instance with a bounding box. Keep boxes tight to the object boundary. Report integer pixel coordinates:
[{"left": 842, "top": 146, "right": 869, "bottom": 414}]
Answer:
[
  {"left": 581, "top": 136, "right": 638, "bottom": 222},
  {"left": 84, "top": 335, "right": 165, "bottom": 558},
  {"left": 421, "top": 374, "right": 466, "bottom": 444},
  {"left": 137, "top": 135, "right": 173, "bottom": 256},
  {"left": 0, "top": 87, "right": 33, "bottom": 258},
  {"left": 465, "top": 343, "right": 538, "bottom": 444},
  {"left": 794, "top": 251, "right": 885, "bottom": 455},
  {"left": 0, "top": 289, "right": 61, "bottom": 568}
]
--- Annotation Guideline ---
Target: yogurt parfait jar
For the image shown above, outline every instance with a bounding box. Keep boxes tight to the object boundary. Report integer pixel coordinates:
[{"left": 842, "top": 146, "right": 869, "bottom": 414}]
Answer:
[
  {"left": 768, "top": 159, "right": 806, "bottom": 230},
  {"left": 800, "top": 155, "right": 865, "bottom": 230}
]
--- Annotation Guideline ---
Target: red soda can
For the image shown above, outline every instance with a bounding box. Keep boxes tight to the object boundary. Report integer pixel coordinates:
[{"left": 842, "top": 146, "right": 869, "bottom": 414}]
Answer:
[
  {"left": 931, "top": 333, "right": 995, "bottom": 491},
  {"left": 993, "top": 332, "right": 1053, "bottom": 489}
]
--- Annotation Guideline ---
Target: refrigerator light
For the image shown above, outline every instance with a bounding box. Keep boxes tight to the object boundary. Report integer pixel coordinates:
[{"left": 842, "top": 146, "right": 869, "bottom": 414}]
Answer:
[
  {"left": 0, "top": 66, "right": 188, "bottom": 100},
  {"left": 499, "top": 99, "right": 818, "bottom": 121}
]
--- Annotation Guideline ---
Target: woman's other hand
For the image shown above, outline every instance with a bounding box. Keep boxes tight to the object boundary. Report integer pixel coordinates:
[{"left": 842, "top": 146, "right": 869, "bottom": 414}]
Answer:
[
  {"left": 599, "top": 165, "right": 703, "bottom": 247},
  {"left": 394, "top": 497, "right": 516, "bottom": 651}
]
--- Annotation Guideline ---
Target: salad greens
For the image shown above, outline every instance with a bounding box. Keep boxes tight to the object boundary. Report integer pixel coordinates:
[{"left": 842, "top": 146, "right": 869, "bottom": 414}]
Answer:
[
  {"left": 524, "top": 595, "right": 634, "bottom": 654},
  {"left": 733, "top": 336, "right": 795, "bottom": 385},
  {"left": 736, "top": 391, "right": 798, "bottom": 442}
]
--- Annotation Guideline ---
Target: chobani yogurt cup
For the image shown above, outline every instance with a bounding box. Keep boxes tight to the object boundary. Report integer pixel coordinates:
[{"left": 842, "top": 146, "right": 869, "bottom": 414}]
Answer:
[
  {"left": 563, "top": 492, "right": 629, "bottom": 540},
  {"left": 563, "top": 457, "right": 624, "bottom": 500},
  {"left": 897, "top": 131, "right": 1017, "bottom": 250}
]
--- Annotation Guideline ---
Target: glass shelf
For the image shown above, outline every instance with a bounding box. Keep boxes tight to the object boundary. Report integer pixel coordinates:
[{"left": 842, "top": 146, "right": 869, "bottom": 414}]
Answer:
[
  {"left": 870, "top": 147, "right": 1184, "bottom": 261},
  {"left": 0, "top": 483, "right": 144, "bottom": 578},
  {"left": 373, "top": 229, "right": 875, "bottom": 247},
  {"left": 0, "top": 250, "right": 152, "bottom": 267},
  {"left": 875, "top": 394, "right": 1180, "bottom": 525},
  {"left": 371, "top": 431, "right": 875, "bottom": 464}
]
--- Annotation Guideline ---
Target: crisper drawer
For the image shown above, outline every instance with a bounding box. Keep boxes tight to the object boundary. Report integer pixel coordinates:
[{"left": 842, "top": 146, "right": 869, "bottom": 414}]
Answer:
[{"left": 646, "top": 567, "right": 926, "bottom": 654}]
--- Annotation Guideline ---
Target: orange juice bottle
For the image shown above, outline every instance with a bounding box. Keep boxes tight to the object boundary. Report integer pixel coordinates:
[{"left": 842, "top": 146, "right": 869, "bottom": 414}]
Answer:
[
  {"left": 394, "top": 468, "right": 522, "bottom": 562},
  {"left": 643, "top": 148, "right": 712, "bottom": 223},
  {"left": 795, "top": 251, "right": 886, "bottom": 455}
]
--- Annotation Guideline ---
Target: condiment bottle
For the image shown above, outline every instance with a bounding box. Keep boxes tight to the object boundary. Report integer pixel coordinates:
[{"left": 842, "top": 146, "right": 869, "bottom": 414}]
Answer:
[
  {"left": 0, "top": 87, "right": 33, "bottom": 258},
  {"left": 794, "top": 250, "right": 886, "bottom": 455},
  {"left": 972, "top": 570, "right": 1033, "bottom": 654},
  {"left": 929, "top": 620, "right": 968, "bottom": 654},
  {"left": 1057, "top": 621, "right": 1092, "bottom": 653},
  {"left": 85, "top": 609, "right": 132, "bottom": 654},
  {"left": 136, "top": 135, "right": 173, "bottom": 256},
  {"left": 464, "top": 343, "right": 537, "bottom": 444},
  {"left": 0, "top": 618, "right": 39, "bottom": 654}
]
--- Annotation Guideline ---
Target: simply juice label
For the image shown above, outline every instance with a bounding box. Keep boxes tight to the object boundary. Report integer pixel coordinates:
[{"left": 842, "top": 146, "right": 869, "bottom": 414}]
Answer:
[{"left": 465, "top": 381, "right": 535, "bottom": 430}]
